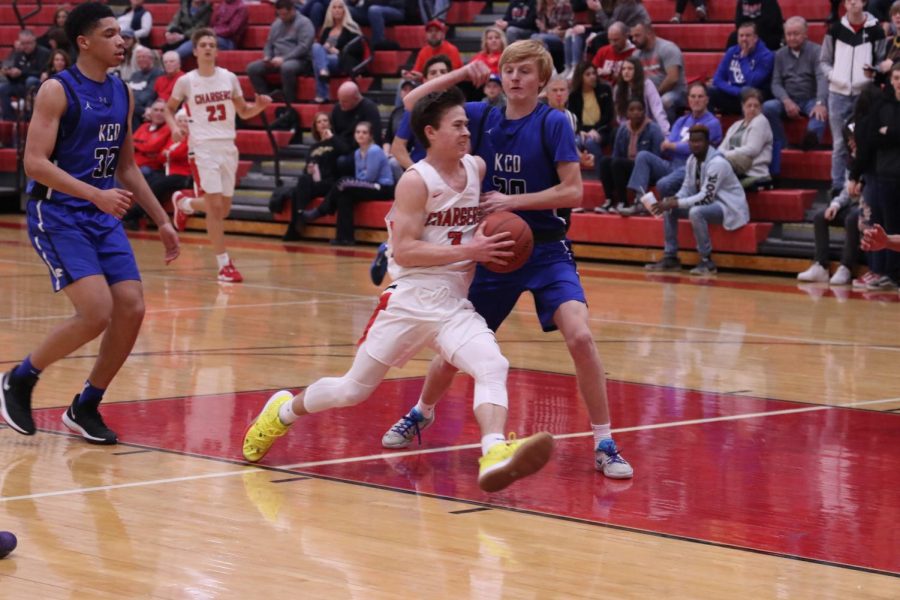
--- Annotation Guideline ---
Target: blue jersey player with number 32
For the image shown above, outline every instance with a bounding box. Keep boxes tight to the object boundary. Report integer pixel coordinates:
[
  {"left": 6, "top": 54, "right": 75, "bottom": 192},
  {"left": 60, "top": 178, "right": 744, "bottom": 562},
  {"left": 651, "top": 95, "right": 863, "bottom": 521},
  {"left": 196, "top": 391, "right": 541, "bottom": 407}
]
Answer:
[
  {"left": 0, "top": 3, "right": 180, "bottom": 445},
  {"left": 382, "top": 40, "right": 634, "bottom": 479}
]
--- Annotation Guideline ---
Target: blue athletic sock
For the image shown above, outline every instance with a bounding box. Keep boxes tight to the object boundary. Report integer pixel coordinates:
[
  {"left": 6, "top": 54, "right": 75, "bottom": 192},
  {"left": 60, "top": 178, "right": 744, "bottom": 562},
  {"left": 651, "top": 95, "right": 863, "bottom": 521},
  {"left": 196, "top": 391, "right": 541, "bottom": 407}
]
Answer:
[
  {"left": 77, "top": 381, "right": 105, "bottom": 406},
  {"left": 12, "top": 356, "right": 42, "bottom": 382}
]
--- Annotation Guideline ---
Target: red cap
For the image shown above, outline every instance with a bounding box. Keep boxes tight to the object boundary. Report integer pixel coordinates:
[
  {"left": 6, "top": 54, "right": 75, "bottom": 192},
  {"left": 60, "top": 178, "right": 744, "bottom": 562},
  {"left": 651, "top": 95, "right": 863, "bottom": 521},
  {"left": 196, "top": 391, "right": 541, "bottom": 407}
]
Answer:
[{"left": 425, "top": 19, "right": 447, "bottom": 32}]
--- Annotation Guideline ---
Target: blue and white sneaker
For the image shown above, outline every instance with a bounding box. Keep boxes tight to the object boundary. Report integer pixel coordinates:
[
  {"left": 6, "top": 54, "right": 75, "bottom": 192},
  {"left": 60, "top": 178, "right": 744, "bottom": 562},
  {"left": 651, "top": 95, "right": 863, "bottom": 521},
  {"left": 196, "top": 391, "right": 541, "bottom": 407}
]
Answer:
[
  {"left": 595, "top": 438, "right": 633, "bottom": 479},
  {"left": 370, "top": 242, "right": 389, "bottom": 286},
  {"left": 381, "top": 407, "right": 435, "bottom": 449}
]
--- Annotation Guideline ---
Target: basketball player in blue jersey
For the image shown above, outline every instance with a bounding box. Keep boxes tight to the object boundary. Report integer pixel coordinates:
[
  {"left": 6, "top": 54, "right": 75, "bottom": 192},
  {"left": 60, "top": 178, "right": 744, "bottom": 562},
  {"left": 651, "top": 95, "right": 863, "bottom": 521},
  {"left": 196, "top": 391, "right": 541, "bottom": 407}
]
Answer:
[
  {"left": 381, "top": 40, "right": 634, "bottom": 479},
  {"left": 0, "top": 2, "right": 180, "bottom": 445}
]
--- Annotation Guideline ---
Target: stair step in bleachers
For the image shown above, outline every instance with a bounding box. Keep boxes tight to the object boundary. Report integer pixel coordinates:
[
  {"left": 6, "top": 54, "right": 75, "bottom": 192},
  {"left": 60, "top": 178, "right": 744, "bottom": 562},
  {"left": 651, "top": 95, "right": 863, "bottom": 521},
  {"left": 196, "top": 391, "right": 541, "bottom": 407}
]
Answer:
[
  {"left": 641, "top": 0, "right": 830, "bottom": 23},
  {"left": 235, "top": 130, "right": 294, "bottom": 156},
  {"left": 0, "top": 6, "right": 59, "bottom": 25},
  {"left": 241, "top": 102, "right": 334, "bottom": 129},
  {"left": 0, "top": 26, "right": 47, "bottom": 45},
  {"left": 371, "top": 50, "right": 412, "bottom": 74},
  {"left": 145, "top": 3, "right": 276, "bottom": 26},
  {"left": 654, "top": 23, "right": 826, "bottom": 51},
  {"left": 236, "top": 75, "right": 372, "bottom": 102},
  {"left": 780, "top": 150, "right": 832, "bottom": 181},
  {"left": 0, "top": 149, "right": 17, "bottom": 173},
  {"left": 684, "top": 52, "right": 722, "bottom": 82}
]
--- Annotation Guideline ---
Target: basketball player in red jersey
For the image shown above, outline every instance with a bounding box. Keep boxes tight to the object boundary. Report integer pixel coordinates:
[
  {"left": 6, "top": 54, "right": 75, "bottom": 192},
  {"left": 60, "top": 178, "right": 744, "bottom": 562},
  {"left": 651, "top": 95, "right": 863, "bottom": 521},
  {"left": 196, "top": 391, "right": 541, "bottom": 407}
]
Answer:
[{"left": 164, "top": 28, "right": 271, "bottom": 282}]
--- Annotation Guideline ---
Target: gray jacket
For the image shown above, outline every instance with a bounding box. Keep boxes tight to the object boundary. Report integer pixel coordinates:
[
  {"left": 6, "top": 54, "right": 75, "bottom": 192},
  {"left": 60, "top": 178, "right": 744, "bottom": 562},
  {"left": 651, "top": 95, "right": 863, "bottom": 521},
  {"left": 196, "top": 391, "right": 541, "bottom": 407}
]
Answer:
[
  {"left": 265, "top": 12, "right": 315, "bottom": 61},
  {"left": 676, "top": 147, "right": 749, "bottom": 230},
  {"left": 772, "top": 40, "right": 827, "bottom": 104}
]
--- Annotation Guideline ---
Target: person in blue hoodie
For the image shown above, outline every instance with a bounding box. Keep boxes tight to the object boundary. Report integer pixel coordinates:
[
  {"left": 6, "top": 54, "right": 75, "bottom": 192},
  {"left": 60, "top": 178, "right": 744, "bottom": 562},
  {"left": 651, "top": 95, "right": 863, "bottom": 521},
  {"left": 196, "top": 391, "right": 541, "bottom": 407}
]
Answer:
[
  {"left": 710, "top": 21, "right": 774, "bottom": 115},
  {"left": 625, "top": 81, "right": 723, "bottom": 212},
  {"left": 645, "top": 124, "right": 749, "bottom": 276}
]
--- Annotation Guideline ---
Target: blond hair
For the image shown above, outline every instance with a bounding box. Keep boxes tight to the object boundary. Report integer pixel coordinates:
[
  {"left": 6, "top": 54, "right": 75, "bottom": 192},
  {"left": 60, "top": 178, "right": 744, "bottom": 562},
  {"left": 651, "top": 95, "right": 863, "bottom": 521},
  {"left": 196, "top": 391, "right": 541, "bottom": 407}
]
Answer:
[
  {"left": 499, "top": 40, "right": 554, "bottom": 88},
  {"left": 322, "top": 0, "right": 361, "bottom": 35},
  {"left": 481, "top": 26, "right": 507, "bottom": 54}
]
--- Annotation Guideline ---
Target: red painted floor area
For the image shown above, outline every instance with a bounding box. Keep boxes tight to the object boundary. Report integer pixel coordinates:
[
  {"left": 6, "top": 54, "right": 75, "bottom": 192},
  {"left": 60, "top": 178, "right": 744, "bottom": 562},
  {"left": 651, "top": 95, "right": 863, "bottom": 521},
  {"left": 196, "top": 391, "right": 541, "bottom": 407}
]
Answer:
[{"left": 34, "top": 371, "right": 900, "bottom": 575}]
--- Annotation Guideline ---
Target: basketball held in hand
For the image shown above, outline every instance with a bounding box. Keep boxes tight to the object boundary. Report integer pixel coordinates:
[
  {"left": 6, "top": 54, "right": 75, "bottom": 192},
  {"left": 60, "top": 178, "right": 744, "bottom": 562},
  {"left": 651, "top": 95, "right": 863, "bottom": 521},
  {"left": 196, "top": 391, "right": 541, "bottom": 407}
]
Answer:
[{"left": 480, "top": 211, "right": 533, "bottom": 273}]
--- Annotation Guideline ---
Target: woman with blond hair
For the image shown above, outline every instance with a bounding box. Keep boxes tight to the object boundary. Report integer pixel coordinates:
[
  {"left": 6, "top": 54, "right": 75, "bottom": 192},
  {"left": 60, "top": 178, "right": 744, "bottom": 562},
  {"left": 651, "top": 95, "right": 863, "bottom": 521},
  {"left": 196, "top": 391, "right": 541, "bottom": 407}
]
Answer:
[
  {"left": 470, "top": 26, "right": 507, "bottom": 74},
  {"left": 312, "top": 0, "right": 364, "bottom": 103}
]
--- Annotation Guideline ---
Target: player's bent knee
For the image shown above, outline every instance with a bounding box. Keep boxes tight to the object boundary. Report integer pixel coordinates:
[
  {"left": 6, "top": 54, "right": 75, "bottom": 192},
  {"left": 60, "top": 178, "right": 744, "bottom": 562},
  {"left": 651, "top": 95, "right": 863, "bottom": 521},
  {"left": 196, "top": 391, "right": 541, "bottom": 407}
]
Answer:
[{"left": 330, "top": 377, "right": 378, "bottom": 408}]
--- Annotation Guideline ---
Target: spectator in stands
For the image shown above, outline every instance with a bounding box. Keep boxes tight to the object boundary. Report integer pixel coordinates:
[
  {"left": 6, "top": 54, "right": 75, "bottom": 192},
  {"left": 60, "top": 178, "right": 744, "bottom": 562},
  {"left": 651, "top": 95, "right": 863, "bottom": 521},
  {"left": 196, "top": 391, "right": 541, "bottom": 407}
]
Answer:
[
  {"left": 762, "top": 16, "right": 827, "bottom": 178},
  {"left": 496, "top": 0, "right": 539, "bottom": 44},
  {"left": 482, "top": 73, "right": 507, "bottom": 108},
  {"left": 392, "top": 56, "right": 451, "bottom": 181},
  {"left": 531, "top": 0, "right": 575, "bottom": 73},
  {"left": 128, "top": 47, "right": 163, "bottom": 128},
  {"left": 299, "top": 0, "right": 331, "bottom": 31},
  {"left": 710, "top": 21, "right": 774, "bottom": 115},
  {"left": 118, "top": 0, "right": 153, "bottom": 47},
  {"left": 614, "top": 57, "right": 670, "bottom": 135},
  {"left": 821, "top": 0, "right": 888, "bottom": 197},
  {"left": 719, "top": 87, "right": 773, "bottom": 188},
  {"left": 646, "top": 125, "right": 750, "bottom": 275},
  {"left": 670, "top": 0, "right": 707, "bottom": 23},
  {"left": 248, "top": 0, "right": 315, "bottom": 105},
  {"left": 627, "top": 81, "right": 723, "bottom": 212},
  {"left": 471, "top": 27, "right": 507, "bottom": 75},
  {"left": 312, "top": 0, "right": 365, "bottom": 103},
  {"left": 591, "top": 21, "right": 634, "bottom": 85},
  {"left": 210, "top": 0, "right": 250, "bottom": 51},
  {"left": 165, "top": 0, "right": 214, "bottom": 58},
  {"left": 403, "top": 19, "right": 463, "bottom": 83},
  {"left": 133, "top": 100, "right": 172, "bottom": 179},
  {"left": 730, "top": 0, "right": 783, "bottom": 51},
  {"left": 40, "top": 50, "right": 71, "bottom": 83},
  {"left": 115, "top": 29, "right": 154, "bottom": 82},
  {"left": 419, "top": 0, "right": 450, "bottom": 23},
  {"left": 0, "top": 30, "right": 50, "bottom": 121},
  {"left": 301, "top": 121, "right": 394, "bottom": 245},
  {"left": 880, "top": 2, "right": 900, "bottom": 73},
  {"left": 351, "top": 0, "right": 409, "bottom": 48},
  {"left": 545, "top": 72, "right": 595, "bottom": 173},
  {"left": 283, "top": 112, "right": 350, "bottom": 239},
  {"left": 611, "top": 0, "right": 651, "bottom": 25},
  {"left": 385, "top": 79, "right": 416, "bottom": 179},
  {"left": 600, "top": 97, "right": 664, "bottom": 214},
  {"left": 332, "top": 80, "right": 383, "bottom": 173},
  {"left": 567, "top": 62, "right": 614, "bottom": 170},
  {"left": 37, "top": 7, "right": 71, "bottom": 56},
  {"left": 154, "top": 51, "right": 185, "bottom": 102},
  {"left": 630, "top": 20, "right": 686, "bottom": 120}
]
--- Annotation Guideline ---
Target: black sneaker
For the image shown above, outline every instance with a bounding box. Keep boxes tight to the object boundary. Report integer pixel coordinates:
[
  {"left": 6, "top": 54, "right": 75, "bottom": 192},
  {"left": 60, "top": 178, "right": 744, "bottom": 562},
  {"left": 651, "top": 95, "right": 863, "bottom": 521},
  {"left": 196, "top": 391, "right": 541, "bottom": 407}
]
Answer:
[
  {"left": 370, "top": 242, "right": 388, "bottom": 286},
  {"left": 62, "top": 395, "right": 117, "bottom": 445},
  {"left": 0, "top": 369, "right": 37, "bottom": 435},
  {"left": 645, "top": 256, "right": 682, "bottom": 271}
]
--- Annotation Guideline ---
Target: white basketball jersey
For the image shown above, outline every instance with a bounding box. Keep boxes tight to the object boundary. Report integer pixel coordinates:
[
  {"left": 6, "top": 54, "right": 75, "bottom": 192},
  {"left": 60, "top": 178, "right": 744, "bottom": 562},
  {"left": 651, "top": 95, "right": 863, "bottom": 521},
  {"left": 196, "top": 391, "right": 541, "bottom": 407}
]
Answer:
[
  {"left": 386, "top": 154, "right": 482, "bottom": 288},
  {"left": 175, "top": 67, "right": 242, "bottom": 147}
]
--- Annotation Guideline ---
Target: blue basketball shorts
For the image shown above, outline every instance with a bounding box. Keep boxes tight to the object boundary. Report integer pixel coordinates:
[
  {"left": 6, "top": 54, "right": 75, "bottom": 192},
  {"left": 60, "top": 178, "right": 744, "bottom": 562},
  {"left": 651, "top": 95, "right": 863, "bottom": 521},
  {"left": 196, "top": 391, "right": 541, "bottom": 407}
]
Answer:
[
  {"left": 26, "top": 199, "right": 141, "bottom": 292},
  {"left": 468, "top": 240, "right": 587, "bottom": 332}
]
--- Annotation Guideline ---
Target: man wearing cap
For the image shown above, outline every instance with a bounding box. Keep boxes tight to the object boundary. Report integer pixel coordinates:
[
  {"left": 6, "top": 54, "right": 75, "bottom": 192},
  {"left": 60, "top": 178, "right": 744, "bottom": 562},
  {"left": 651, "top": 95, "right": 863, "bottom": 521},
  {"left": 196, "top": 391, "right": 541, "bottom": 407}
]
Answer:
[{"left": 402, "top": 19, "right": 462, "bottom": 82}]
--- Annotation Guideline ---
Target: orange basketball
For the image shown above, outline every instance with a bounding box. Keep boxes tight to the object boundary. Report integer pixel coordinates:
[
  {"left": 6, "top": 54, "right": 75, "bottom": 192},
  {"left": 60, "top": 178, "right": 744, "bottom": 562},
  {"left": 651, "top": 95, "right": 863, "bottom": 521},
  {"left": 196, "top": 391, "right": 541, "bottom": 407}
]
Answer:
[{"left": 480, "top": 211, "right": 534, "bottom": 273}]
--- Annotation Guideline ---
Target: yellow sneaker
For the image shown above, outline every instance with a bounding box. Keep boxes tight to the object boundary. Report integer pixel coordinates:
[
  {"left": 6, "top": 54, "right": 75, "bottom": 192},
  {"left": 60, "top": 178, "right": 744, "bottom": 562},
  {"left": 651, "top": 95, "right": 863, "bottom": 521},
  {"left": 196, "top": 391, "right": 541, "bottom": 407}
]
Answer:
[
  {"left": 242, "top": 390, "right": 294, "bottom": 462},
  {"left": 477, "top": 432, "right": 554, "bottom": 493}
]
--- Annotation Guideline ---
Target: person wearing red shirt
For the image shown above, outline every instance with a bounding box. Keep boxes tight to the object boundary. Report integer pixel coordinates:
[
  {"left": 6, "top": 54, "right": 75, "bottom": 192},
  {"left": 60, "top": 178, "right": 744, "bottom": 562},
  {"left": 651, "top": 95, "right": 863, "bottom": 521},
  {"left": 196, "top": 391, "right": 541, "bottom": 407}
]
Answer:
[
  {"left": 469, "top": 26, "right": 506, "bottom": 74},
  {"left": 591, "top": 21, "right": 634, "bottom": 85},
  {"left": 402, "top": 20, "right": 462, "bottom": 81},
  {"left": 154, "top": 51, "right": 185, "bottom": 101},
  {"left": 133, "top": 100, "right": 172, "bottom": 177}
]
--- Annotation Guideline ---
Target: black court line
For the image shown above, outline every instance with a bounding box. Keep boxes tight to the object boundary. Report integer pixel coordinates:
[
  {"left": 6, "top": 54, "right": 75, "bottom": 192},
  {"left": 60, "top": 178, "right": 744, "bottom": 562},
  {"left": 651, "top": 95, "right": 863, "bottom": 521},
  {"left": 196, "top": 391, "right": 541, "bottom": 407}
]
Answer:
[
  {"left": 111, "top": 449, "right": 154, "bottom": 456},
  {"left": 724, "top": 389, "right": 752, "bottom": 394},
  {"left": 270, "top": 476, "right": 311, "bottom": 484},
  {"left": 449, "top": 507, "right": 492, "bottom": 515}
]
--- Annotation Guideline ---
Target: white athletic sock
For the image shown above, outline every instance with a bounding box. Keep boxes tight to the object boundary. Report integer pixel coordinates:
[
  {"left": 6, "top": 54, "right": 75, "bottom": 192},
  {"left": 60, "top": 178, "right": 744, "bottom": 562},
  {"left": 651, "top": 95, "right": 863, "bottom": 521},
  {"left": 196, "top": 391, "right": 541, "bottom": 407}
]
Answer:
[
  {"left": 414, "top": 399, "right": 435, "bottom": 419},
  {"left": 216, "top": 253, "right": 230, "bottom": 269},
  {"left": 278, "top": 397, "right": 300, "bottom": 424},
  {"left": 179, "top": 195, "right": 195, "bottom": 214},
  {"left": 481, "top": 433, "right": 506, "bottom": 455},
  {"left": 592, "top": 423, "right": 612, "bottom": 448}
]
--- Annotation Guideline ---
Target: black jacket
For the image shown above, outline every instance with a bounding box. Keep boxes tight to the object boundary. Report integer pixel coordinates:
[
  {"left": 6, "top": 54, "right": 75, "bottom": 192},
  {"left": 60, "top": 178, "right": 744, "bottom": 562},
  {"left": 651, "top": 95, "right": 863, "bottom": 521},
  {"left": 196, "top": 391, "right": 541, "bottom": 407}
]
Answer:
[
  {"left": 331, "top": 96, "right": 383, "bottom": 148},
  {"left": 735, "top": 0, "right": 783, "bottom": 51},
  {"left": 852, "top": 90, "right": 900, "bottom": 181},
  {"left": 567, "top": 81, "right": 614, "bottom": 135},
  {"left": 317, "top": 28, "right": 365, "bottom": 73}
]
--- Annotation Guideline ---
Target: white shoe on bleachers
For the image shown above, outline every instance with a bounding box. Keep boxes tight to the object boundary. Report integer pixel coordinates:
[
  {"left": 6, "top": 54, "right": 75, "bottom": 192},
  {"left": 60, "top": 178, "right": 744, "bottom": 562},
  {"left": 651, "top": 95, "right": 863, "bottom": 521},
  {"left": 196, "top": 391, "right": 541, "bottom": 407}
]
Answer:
[{"left": 797, "top": 263, "right": 829, "bottom": 283}]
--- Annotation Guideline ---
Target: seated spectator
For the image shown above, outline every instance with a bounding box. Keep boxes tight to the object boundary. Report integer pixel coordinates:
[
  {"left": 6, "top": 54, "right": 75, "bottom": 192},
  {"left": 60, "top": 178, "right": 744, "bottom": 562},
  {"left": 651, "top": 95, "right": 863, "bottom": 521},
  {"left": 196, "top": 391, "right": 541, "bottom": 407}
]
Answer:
[
  {"left": 283, "top": 112, "right": 350, "bottom": 239},
  {"left": 591, "top": 21, "right": 635, "bottom": 86},
  {"left": 118, "top": 0, "right": 154, "bottom": 47},
  {"left": 611, "top": 0, "right": 651, "bottom": 25},
  {"left": 614, "top": 57, "right": 670, "bottom": 135},
  {"left": 392, "top": 56, "right": 452, "bottom": 180},
  {"left": 133, "top": 100, "right": 173, "bottom": 179},
  {"left": 40, "top": 49, "right": 71, "bottom": 83},
  {"left": 210, "top": 0, "right": 250, "bottom": 51},
  {"left": 600, "top": 97, "right": 664, "bottom": 214},
  {"left": 301, "top": 121, "right": 395, "bottom": 245},
  {"left": 471, "top": 27, "right": 507, "bottom": 75},
  {"left": 128, "top": 46, "right": 163, "bottom": 128},
  {"left": 627, "top": 81, "right": 723, "bottom": 210},
  {"left": 350, "top": 0, "right": 409, "bottom": 48},
  {"left": 165, "top": 0, "right": 213, "bottom": 58},
  {"left": 545, "top": 73, "right": 594, "bottom": 173},
  {"left": 299, "top": 0, "right": 331, "bottom": 31},
  {"left": 710, "top": 21, "right": 774, "bottom": 115},
  {"left": 0, "top": 30, "right": 50, "bottom": 121},
  {"left": 719, "top": 87, "right": 773, "bottom": 188},
  {"left": 496, "top": 0, "right": 539, "bottom": 44},
  {"left": 419, "top": 0, "right": 450, "bottom": 23},
  {"left": 482, "top": 73, "right": 507, "bottom": 109},
  {"left": 332, "top": 81, "right": 384, "bottom": 174},
  {"left": 630, "top": 20, "right": 686, "bottom": 120},
  {"left": 762, "top": 16, "right": 828, "bottom": 175},
  {"left": 645, "top": 125, "right": 749, "bottom": 276},
  {"left": 820, "top": 0, "right": 887, "bottom": 197},
  {"left": 312, "top": 0, "right": 365, "bottom": 103},
  {"left": 37, "top": 7, "right": 72, "bottom": 56},
  {"left": 670, "top": 0, "right": 707, "bottom": 23},
  {"left": 730, "top": 0, "right": 783, "bottom": 52},
  {"left": 879, "top": 2, "right": 900, "bottom": 75},
  {"left": 567, "top": 0, "right": 610, "bottom": 71},
  {"left": 567, "top": 62, "right": 614, "bottom": 168},
  {"left": 154, "top": 52, "right": 185, "bottom": 102},
  {"left": 248, "top": 0, "right": 315, "bottom": 105},
  {"left": 531, "top": 0, "right": 575, "bottom": 73},
  {"left": 403, "top": 20, "right": 463, "bottom": 83},
  {"left": 114, "top": 29, "right": 158, "bottom": 82},
  {"left": 384, "top": 79, "right": 416, "bottom": 180}
]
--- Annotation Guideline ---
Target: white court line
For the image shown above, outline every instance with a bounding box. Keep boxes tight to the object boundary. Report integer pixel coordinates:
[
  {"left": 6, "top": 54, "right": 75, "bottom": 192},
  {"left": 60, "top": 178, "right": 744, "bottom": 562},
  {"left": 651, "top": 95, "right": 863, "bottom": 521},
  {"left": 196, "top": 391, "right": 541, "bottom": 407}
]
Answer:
[{"left": 1, "top": 395, "right": 897, "bottom": 504}]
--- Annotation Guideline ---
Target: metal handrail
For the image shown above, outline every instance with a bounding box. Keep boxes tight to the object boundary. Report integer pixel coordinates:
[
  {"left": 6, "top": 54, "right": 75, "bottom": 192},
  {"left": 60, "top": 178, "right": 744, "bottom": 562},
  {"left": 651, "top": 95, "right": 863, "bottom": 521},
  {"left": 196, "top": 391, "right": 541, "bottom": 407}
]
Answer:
[{"left": 12, "top": 0, "right": 43, "bottom": 30}]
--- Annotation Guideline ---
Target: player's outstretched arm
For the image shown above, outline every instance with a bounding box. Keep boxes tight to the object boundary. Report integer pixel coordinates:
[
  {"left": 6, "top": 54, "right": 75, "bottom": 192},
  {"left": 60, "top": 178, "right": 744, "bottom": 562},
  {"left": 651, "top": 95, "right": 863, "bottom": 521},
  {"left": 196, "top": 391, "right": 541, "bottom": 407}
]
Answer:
[
  {"left": 391, "top": 169, "right": 513, "bottom": 268},
  {"left": 234, "top": 93, "right": 272, "bottom": 121},
  {"left": 403, "top": 61, "right": 491, "bottom": 112},
  {"left": 481, "top": 160, "right": 583, "bottom": 213},
  {"left": 24, "top": 80, "right": 132, "bottom": 216}
]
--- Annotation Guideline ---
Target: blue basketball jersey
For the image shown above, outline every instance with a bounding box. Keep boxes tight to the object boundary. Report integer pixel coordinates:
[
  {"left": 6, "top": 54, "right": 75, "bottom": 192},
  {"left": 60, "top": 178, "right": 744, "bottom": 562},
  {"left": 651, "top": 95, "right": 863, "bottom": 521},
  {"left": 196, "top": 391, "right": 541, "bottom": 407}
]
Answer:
[
  {"left": 465, "top": 101, "right": 579, "bottom": 235},
  {"left": 26, "top": 66, "right": 130, "bottom": 208}
]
